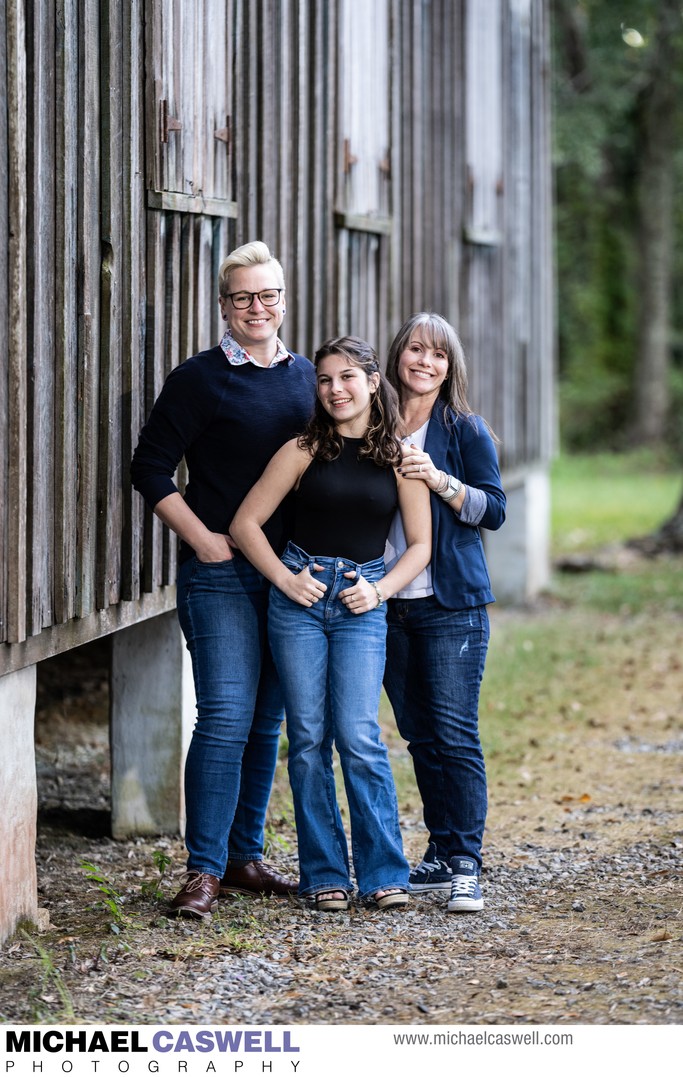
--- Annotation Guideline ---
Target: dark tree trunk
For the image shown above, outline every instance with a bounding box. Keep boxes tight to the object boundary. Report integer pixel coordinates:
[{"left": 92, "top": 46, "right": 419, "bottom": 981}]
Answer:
[
  {"left": 629, "top": 487, "right": 683, "bottom": 555},
  {"left": 632, "top": 0, "right": 681, "bottom": 445},
  {"left": 551, "top": 0, "right": 592, "bottom": 90}
]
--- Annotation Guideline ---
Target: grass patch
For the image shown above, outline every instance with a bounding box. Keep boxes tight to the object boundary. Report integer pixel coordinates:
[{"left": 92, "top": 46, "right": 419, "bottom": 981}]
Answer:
[
  {"left": 270, "top": 559, "right": 683, "bottom": 832},
  {"left": 389, "top": 448, "right": 683, "bottom": 814},
  {"left": 20, "top": 930, "right": 76, "bottom": 1023},
  {"left": 551, "top": 449, "right": 681, "bottom": 556},
  {"left": 550, "top": 554, "right": 683, "bottom": 615}
]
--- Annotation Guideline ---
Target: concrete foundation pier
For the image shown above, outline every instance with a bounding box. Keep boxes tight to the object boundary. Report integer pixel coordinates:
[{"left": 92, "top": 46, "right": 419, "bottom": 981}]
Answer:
[
  {"left": 110, "top": 611, "right": 195, "bottom": 838},
  {"left": 0, "top": 665, "right": 38, "bottom": 939},
  {"left": 486, "top": 465, "right": 551, "bottom": 604}
]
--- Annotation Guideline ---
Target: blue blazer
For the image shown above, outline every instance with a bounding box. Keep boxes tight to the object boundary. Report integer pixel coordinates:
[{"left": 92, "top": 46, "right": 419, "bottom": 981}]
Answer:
[{"left": 423, "top": 401, "right": 506, "bottom": 609}]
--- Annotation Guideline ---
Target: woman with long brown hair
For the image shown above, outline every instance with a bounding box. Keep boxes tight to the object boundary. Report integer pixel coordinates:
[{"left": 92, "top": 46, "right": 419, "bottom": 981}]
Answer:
[{"left": 384, "top": 312, "right": 506, "bottom": 913}]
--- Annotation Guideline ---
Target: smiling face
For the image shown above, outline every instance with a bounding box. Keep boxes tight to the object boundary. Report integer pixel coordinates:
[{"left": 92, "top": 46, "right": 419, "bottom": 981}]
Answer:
[
  {"left": 316, "top": 353, "right": 380, "bottom": 435},
  {"left": 218, "top": 263, "right": 286, "bottom": 358},
  {"left": 396, "top": 331, "right": 449, "bottom": 403}
]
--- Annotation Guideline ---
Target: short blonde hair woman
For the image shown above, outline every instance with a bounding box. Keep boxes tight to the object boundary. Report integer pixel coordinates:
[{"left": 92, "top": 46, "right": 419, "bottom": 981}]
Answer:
[{"left": 132, "top": 242, "right": 316, "bottom": 919}]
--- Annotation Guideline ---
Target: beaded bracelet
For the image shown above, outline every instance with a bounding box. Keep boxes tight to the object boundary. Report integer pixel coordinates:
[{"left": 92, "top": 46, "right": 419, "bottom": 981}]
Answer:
[{"left": 370, "top": 582, "right": 384, "bottom": 608}]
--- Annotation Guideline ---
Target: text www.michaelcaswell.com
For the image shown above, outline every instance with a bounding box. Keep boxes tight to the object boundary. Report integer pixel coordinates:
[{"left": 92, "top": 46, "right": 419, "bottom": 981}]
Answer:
[{"left": 392, "top": 1030, "right": 573, "bottom": 1048}]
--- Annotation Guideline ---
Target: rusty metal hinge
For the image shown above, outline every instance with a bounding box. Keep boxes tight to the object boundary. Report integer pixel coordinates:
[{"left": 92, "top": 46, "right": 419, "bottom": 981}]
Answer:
[
  {"left": 214, "top": 115, "right": 231, "bottom": 150},
  {"left": 343, "top": 138, "right": 358, "bottom": 174},
  {"left": 160, "top": 99, "right": 182, "bottom": 144}
]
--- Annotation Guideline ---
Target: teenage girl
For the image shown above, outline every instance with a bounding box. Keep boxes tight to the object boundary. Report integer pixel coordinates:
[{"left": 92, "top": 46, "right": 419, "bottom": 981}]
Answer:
[{"left": 231, "top": 336, "right": 431, "bottom": 910}]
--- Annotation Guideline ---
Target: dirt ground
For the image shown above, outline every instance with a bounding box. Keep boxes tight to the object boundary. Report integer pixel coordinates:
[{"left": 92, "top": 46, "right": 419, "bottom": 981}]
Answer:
[{"left": 1, "top": 593, "right": 681, "bottom": 1027}]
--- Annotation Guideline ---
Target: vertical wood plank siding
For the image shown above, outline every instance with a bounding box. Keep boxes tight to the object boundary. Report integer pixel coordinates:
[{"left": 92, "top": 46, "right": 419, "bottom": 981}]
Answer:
[
  {"left": 501, "top": 0, "right": 529, "bottom": 462},
  {"left": 76, "top": 0, "right": 101, "bottom": 620},
  {"left": 531, "top": 0, "right": 555, "bottom": 462},
  {"left": 0, "top": 0, "right": 552, "bottom": 667},
  {"left": 98, "top": 0, "right": 124, "bottom": 611},
  {"left": 26, "top": 0, "right": 56, "bottom": 634},
  {"left": 5, "top": 0, "right": 29, "bottom": 645},
  {"left": 0, "top": 0, "right": 10, "bottom": 644},
  {"left": 120, "top": 0, "right": 146, "bottom": 603},
  {"left": 392, "top": 0, "right": 465, "bottom": 324},
  {"left": 53, "top": 0, "right": 79, "bottom": 623}
]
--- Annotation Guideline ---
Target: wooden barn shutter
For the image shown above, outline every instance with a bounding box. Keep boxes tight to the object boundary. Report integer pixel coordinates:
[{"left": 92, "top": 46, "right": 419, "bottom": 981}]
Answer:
[
  {"left": 335, "top": 0, "right": 392, "bottom": 360},
  {"left": 146, "top": 0, "right": 236, "bottom": 216}
]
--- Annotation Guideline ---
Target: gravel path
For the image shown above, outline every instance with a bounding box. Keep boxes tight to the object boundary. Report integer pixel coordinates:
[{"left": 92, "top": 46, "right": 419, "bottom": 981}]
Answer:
[{"left": 1, "top": 608, "right": 681, "bottom": 1026}]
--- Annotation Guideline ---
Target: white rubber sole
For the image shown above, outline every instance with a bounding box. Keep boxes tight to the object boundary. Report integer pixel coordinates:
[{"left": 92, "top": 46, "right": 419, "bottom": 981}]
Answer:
[
  {"left": 447, "top": 896, "right": 484, "bottom": 912},
  {"left": 409, "top": 880, "right": 453, "bottom": 892}
]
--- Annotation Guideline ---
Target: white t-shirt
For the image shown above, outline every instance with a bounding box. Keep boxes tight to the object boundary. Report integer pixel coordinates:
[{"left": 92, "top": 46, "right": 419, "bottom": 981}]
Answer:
[{"left": 384, "top": 419, "right": 434, "bottom": 599}]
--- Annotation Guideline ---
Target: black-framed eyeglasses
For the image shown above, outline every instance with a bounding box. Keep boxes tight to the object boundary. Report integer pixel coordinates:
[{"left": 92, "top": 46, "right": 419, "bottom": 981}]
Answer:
[{"left": 224, "top": 288, "right": 284, "bottom": 309}]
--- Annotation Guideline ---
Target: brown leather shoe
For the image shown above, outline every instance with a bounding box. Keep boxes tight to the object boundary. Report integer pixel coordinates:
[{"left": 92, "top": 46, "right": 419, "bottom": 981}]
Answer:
[
  {"left": 168, "top": 872, "right": 220, "bottom": 919},
  {"left": 219, "top": 860, "right": 297, "bottom": 897}
]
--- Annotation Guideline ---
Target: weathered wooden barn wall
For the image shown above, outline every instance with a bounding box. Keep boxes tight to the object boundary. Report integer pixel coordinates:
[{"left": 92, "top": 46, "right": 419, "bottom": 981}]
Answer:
[
  {"left": 1, "top": 0, "right": 171, "bottom": 674},
  {"left": 0, "top": 0, "right": 552, "bottom": 675},
  {"left": 392, "top": 0, "right": 553, "bottom": 470}
]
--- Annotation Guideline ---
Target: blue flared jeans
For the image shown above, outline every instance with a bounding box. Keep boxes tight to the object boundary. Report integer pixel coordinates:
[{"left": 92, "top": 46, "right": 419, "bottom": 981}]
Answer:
[
  {"left": 384, "top": 596, "right": 490, "bottom": 868},
  {"left": 268, "top": 542, "right": 409, "bottom": 898},
  {"left": 176, "top": 553, "right": 284, "bottom": 878}
]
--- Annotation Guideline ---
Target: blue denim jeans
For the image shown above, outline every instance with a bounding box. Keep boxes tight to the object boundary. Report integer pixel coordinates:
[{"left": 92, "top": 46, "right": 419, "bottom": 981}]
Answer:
[
  {"left": 176, "top": 553, "right": 284, "bottom": 877},
  {"left": 268, "top": 542, "right": 409, "bottom": 898},
  {"left": 384, "top": 596, "right": 490, "bottom": 868}
]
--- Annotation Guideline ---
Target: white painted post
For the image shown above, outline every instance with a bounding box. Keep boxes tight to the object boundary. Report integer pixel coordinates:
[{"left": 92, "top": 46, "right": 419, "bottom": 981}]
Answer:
[
  {"left": 485, "top": 465, "right": 551, "bottom": 604},
  {"left": 110, "top": 612, "right": 195, "bottom": 838},
  {"left": 0, "top": 665, "right": 38, "bottom": 940}
]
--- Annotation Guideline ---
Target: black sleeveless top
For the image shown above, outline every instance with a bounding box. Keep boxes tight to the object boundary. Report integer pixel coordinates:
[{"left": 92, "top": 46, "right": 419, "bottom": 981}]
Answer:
[{"left": 292, "top": 438, "right": 398, "bottom": 563}]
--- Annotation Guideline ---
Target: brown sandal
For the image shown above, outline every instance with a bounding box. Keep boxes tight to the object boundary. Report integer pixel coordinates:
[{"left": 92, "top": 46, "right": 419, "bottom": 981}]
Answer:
[{"left": 372, "top": 888, "right": 410, "bottom": 910}]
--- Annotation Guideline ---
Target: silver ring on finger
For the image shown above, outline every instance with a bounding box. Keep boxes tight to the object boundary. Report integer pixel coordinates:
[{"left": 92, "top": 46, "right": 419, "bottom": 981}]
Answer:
[{"left": 418, "top": 464, "right": 423, "bottom": 472}]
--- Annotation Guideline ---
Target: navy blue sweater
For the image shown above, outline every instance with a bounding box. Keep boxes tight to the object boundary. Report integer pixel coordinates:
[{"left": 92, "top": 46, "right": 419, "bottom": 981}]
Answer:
[
  {"left": 424, "top": 401, "right": 506, "bottom": 609},
  {"left": 131, "top": 345, "right": 317, "bottom": 560}
]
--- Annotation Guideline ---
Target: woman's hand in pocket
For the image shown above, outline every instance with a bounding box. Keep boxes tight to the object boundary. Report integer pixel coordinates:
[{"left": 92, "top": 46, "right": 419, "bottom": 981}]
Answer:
[
  {"left": 339, "top": 572, "right": 382, "bottom": 615},
  {"left": 280, "top": 564, "right": 327, "bottom": 607},
  {"left": 195, "top": 532, "right": 235, "bottom": 563}
]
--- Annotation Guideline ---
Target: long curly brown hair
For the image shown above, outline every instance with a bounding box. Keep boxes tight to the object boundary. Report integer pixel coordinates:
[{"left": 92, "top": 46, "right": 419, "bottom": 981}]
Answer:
[{"left": 298, "top": 336, "right": 402, "bottom": 467}]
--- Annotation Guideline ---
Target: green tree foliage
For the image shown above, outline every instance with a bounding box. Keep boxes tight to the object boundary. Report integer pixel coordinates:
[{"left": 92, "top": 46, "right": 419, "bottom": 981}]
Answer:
[{"left": 552, "top": 0, "right": 683, "bottom": 450}]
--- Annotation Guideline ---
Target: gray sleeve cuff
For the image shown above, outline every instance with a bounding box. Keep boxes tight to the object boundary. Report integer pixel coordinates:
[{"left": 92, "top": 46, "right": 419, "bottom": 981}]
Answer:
[{"left": 455, "top": 485, "right": 487, "bottom": 526}]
